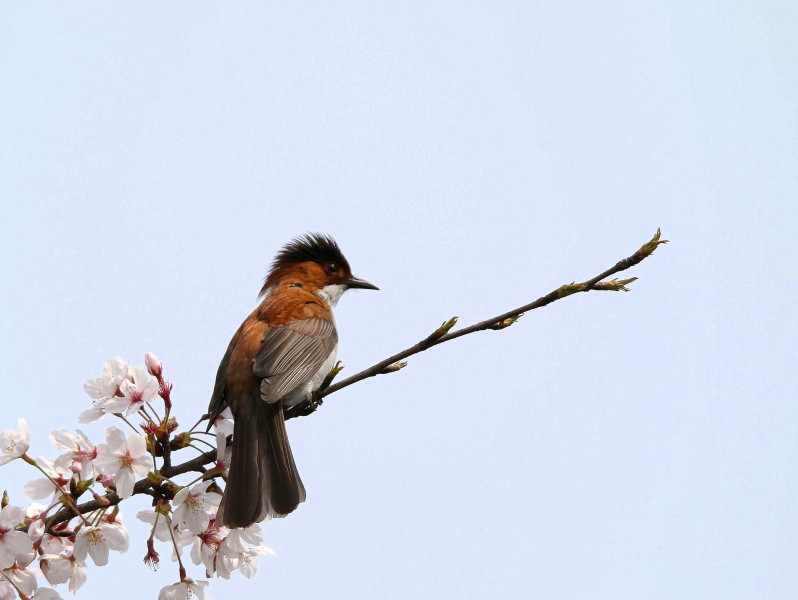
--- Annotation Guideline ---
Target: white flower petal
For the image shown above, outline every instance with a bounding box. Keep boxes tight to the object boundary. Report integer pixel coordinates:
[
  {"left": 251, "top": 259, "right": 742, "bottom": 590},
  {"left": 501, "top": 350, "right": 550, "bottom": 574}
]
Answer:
[
  {"left": 92, "top": 444, "right": 117, "bottom": 474},
  {"left": 0, "top": 530, "right": 31, "bottom": 569},
  {"left": 27, "top": 518, "right": 45, "bottom": 543},
  {"left": 172, "top": 487, "right": 190, "bottom": 505},
  {"left": 101, "top": 525, "right": 129, "bottom": 552},
  {"left": 101, "top": 397, "right": 130, "bottom": 414},
  {"left": 115, "top": 468, "right": 135, "bottom": 498},
  {"left": 0, "top": 581, "right": 15, "bottom": 599},
  {"left": 68, "top": 559, "right": 87, "bottom": 593},
  {"left": 52, "top": 454, "right": 72, "bottom": 473},
  {"left": 49, "top": 430, "right": 74, "bottom": 452},
  {"left": 72, "top": 535, "right": 88, "bottom": 563},
  {"left": 126, "top": 433, "right": 147, "bottom": 456},
  {"left": 158, "top": 579, "right": 209, "bottom": 600},
  {"left": 40, "top": 555, "right": 71, "bottom": 585},
  {"left": 136, "top": 510, "right": 157, "bottom": 525},
  {"left": 104, "top": 427, "right": 127, "bottom": 453},
  {"left": 87, "top": 539, "right": 109, "bottom": 566},
  {"left": 0, "top": 506, "right": 24, "bottom": 528},
  {"left": 78, "top": 405, "right": 106, "bottom": 423},
  {"left": 0, "top": 420, "right": 30, "bottom": 464},
  {"left": 131, "top": 455, "right": 152, "bottom": 476},
  {"left": 239, "top": 523, "right": 263, "bottom": 546},
  {"left": 7, "top": 564, "right": 37, "bottom": 596},
  {"left": 0, "top": 545, "right": 17, "bottom": 570},
  {"left": 32, "top": 587, "right": 63, "bottom": 600},
  {"left": 24, "top": 478, "right": 56, "bottom": 500},
  {"left": 75, "top": 430, "right": 94, "bottom": 449},
  {"left": 19, "top": 419, "right": 30, "bottom": 442}
]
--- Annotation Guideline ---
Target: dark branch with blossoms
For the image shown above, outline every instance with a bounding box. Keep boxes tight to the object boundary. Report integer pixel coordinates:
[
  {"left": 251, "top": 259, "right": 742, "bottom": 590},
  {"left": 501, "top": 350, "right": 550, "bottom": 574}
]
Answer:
[{"left": 0, "top": 229, "right": 667, "bottom": 600}]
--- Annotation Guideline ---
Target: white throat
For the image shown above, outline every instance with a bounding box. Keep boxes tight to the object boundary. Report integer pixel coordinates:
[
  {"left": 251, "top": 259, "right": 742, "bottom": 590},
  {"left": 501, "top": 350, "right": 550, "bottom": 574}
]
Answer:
[{"left": 317, "top": 283, "right": 346, "bottom": 307}]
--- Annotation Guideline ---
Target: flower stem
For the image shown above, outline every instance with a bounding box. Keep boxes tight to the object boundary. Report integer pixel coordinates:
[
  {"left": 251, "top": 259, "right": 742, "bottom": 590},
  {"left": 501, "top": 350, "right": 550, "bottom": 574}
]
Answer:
[
  {"left": 117, "top": 414, "right": 140, "bottom": 433},
  {"left": 26, "top": 455, "right": 91, "bottom": 526},
  {"left": 165, "top": 514, "right": 187, "bottom": 576}
]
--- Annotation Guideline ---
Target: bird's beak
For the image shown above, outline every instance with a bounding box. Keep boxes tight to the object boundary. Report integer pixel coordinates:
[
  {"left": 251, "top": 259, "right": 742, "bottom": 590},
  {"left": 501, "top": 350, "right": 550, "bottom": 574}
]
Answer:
[{"left": 346, "top": 276, "right": 379, "bottom": 291}]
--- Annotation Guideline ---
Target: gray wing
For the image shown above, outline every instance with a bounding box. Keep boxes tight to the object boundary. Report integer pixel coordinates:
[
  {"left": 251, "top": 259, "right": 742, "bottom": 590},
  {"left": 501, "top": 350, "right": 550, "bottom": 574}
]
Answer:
[
  {"left": 253, "top": 318, "right": 338, "bottom": 404},
  {"left": 207, "top": 343, "right": 235, "bottom": 425}
]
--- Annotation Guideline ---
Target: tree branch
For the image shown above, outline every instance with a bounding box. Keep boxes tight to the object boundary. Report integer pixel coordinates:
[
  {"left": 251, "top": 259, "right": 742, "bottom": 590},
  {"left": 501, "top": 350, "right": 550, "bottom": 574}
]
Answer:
[
  {"left": 287, "top": 228, "right": 668, "bottom": 413},
  {"left": 32, "top": 448, "right": 218, "bottom": 531}
]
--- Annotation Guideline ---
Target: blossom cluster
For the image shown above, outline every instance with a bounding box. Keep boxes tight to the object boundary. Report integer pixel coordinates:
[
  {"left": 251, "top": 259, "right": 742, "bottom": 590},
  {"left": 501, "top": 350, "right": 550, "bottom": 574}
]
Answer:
[{"left": 0, "top": 355, "right": 271, "bottom": 600}]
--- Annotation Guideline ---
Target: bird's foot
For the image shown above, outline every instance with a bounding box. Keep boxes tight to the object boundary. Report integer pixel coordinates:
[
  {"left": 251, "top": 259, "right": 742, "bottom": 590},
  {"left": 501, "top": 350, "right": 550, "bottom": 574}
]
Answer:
[
  {"left": 309, "top": 390, "right": 324, "bottom": 411},
  {"left": 284, "top": 393, "right": 323, "bottom": 420}
]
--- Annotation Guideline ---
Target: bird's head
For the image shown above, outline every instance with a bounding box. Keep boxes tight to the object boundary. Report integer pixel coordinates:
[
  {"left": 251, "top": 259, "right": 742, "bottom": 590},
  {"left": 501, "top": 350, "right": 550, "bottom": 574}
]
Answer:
[{"left": 260, "top": 233, "right": 378, "bottom": 305}]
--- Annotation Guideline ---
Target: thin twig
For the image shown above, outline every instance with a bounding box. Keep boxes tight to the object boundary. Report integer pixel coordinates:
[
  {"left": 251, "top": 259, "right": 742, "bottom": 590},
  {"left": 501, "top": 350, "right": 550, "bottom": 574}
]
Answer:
[{"left": 318, "top": 228, "right": 667, "bottom": 399}]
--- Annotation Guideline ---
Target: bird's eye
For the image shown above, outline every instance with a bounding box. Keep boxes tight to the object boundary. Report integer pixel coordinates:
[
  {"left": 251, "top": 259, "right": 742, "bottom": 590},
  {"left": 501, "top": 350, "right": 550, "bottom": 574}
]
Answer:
[{"left": 325, "top": 262, "right": 338, "bottom": 274}]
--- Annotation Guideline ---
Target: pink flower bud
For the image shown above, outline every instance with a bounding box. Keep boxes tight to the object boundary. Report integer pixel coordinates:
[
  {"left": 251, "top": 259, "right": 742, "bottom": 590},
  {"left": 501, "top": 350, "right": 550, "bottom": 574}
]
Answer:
[
  {"left": 92, "top": 492, "right": 111, "bottom": 506},
  {"left": 97, "top": 474, "right": 114, "bottom": 488},
  {"left": 145, "top": 352, "right": 163, "bottom": 378}
]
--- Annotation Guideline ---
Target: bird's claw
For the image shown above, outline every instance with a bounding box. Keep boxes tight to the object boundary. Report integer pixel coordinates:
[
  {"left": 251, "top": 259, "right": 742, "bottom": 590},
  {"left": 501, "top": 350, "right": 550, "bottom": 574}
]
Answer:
[
  {"left": 309, "top": 391, "right": 324, "bottom": 411},
  {"left": 285, "top": 393, "right": 323, "bottom": 420}
]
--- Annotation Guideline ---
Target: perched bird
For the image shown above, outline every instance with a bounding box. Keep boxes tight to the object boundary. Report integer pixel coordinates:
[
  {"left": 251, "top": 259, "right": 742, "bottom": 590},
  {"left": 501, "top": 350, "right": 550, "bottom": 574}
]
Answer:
[{"left": 208, "top": 233, "right": 378, "bottom": 528}]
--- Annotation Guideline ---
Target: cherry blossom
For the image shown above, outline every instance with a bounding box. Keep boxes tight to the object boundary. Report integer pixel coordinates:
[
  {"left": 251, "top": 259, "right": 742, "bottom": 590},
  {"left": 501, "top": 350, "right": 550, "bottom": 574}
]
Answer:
[
  {"left": 24, "top": 457, "right": 72, "bottom": 501},
  {"left": 0, "top": 419, "right": 31, "bottom": 466},
  {"left": 230, "top": 522, "right": 263, "bottom": 547},
  {"left": 219, "top": 542, "right": 273, "bottom": 579},
  {"left": 39, "top": 554, "right": 86, "bottom": 594},
  {"left": 209, "top": 408, "right": 233, "bottom": 438},
  {"left": 79, "top": 358, "right": 130, "bottom": 423},
  {"left": 50, "top": 430, "right": 96, "bottom": 477},
  {"left": 27, "top": 516, "right": 45, "bottom": 547},
  {"left": 0, "top": 506, "right": 32, "bottom": 569},
  {"left": 172, "top": 481, "right": 220, "bottom": 535},
  {"left": 186, "top": 522, "right": 273, "bottom": 580},
  {"left": 66, "top": 558, "right": 87, "bottom": 595},
  {"left": 94, "top": 427, "right": 151, "bottom": 498},
  {"left": 37, "top": 533, "right": 71, "bottom": 558},
  {"left": 24, "top": 503, "right": 48, "bottom": 519},
  {"left": 157, "top": 578, "right": 209, "bottom": 600},
  {"left": 4, "top": 554, "right": 38, "bottom": 597},
  {"left": 103, "top": 366, "right": 159, "bottom": 416},
  {"left": 39, "top": 554, "right": 70, "bottom": 585},
  {"left": 0, "top": 354, "right": 282, "bottom": 596},
  {"left": 82, "top": 357, "right": 129, "bottom": 400},
  {"left": 214, "top": 431, "right": 231, "bottom": 475},
  {"left": 98, "top": 512, "right": 130, "bottom": 554},
  {"left": 73, "top": 523, "right": 128, "bottom": 567},
  {"left": 189, "top": 518, "right": 227, "bottom": 576},
  {"left": 35, "top": 520, "right": 73, "bottom": 557},
  {"left": 215, "top": 525, "right": 272, "bottom": 579}
]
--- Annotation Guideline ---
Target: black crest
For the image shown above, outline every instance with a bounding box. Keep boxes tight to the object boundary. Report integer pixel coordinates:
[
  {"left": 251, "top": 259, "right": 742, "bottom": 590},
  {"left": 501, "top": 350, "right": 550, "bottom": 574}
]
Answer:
[
  {"left": 260, "top": 233, "right": 350, "bottom": 296},
  {"left": 272, "top": 233, "right": 349, "bottom": 273}
]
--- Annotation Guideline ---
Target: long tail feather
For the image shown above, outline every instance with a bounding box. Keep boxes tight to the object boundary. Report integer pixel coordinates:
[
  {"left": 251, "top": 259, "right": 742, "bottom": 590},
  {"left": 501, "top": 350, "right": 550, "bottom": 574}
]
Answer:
[
  {"left": 217, "top": 397, "right": 305, "bottom": 527},
  {"left": 262, "top": 401, "right": 306, "bottom": 516}
]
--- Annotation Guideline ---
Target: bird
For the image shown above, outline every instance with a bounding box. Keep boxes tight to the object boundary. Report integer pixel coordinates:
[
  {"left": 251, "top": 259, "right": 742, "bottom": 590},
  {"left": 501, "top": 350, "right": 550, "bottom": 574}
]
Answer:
[{"left": 208, "top": 233, "right": 378, "bottom": 528}]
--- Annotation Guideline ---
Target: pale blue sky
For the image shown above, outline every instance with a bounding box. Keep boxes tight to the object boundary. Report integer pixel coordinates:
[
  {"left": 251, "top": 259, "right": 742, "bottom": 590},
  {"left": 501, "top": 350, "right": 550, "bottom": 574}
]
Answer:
[{"left": 1, "top": 3, "right": 796, "bottom": 599}]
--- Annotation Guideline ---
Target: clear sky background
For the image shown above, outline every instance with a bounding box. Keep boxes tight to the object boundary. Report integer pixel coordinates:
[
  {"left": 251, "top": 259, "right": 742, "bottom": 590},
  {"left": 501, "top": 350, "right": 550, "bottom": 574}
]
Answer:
[{"left": 1, "top": 3, "right": 796, "bottom": 599}]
